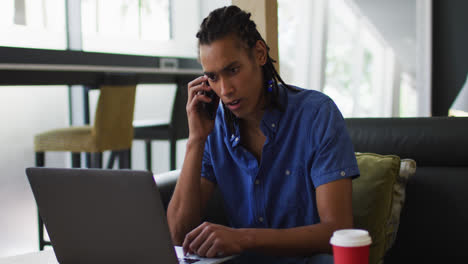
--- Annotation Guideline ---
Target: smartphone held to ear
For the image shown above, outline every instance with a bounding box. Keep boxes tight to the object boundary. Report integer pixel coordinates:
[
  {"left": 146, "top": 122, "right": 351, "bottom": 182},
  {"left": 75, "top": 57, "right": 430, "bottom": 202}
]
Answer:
[{"left": 200, "top": 81, "right": 219, "bottom": 120}]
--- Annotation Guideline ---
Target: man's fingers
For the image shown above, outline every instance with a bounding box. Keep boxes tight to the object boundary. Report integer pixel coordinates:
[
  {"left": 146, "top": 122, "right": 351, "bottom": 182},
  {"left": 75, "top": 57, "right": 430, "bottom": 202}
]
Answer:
[
  {"left": 186, "top": 93, "right": 213, "bottom": 116},
  {"left": 187, "top": 76, "right": 208, "bottom": 89},
  {"left": 187, "top": 82, "right": 212, "bottom": 105},
  {"left": 194, "top": 232, "right": 216, "bottom": 257},
  {"left": 189, "top": 223, "right": 213, "bottom": 254},
  {"left": 182, "top": 226, "right": 201, "bottom": 255},
  {"left": 182, "top": 222, "right": 211, "bottom": 255},
  {"left": 204, "top": 235, "right": 225, "bottom": 258},
  {"left": 205, "top": 239, "right": 222, "bottom": 258},
  {"left": 189, "top": 82, "right": 211, "bottom": 97}
]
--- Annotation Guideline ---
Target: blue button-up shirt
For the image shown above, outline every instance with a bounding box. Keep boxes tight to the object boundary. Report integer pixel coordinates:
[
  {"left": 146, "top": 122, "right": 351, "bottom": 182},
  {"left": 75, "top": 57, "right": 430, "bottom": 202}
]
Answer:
[{"left": 201, "top": 85, "right": 359, "bottom": 263}]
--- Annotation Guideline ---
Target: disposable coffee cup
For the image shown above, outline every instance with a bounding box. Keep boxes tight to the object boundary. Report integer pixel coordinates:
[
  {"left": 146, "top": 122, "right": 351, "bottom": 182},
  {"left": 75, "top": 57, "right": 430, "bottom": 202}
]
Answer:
[{"left": 330, "top": 229, "right": 372, "bottom": 264}]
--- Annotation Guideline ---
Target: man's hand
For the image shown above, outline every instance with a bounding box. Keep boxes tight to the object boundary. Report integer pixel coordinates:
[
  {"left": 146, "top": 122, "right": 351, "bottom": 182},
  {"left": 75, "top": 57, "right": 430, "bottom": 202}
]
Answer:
[
  {"left": 186, "top": 75, "right": 219, "bottom": 142},
  {"left": 182, "top": 222, "right": 248, "bottom": 258}
]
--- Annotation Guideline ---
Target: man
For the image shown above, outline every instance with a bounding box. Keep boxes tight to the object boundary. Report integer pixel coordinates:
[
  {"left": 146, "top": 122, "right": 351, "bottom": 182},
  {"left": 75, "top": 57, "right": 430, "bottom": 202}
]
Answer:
[{"left": 167, "top": 5, "right": 359, "bottom": 264}]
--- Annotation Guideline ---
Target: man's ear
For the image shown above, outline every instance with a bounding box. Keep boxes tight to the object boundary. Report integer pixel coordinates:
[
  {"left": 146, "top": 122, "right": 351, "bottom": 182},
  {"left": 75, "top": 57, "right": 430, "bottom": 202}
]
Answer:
[{"left": 254, "top": 40, "right": 268, "bottom": 66}]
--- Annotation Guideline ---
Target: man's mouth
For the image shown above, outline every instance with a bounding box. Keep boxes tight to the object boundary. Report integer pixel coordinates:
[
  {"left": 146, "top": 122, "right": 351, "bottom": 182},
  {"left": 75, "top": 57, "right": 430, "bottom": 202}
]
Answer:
[
  {"left": 227, "top": 99, "right": 240, "bottom": 106},
  {"left": 226, "top": 99, "right": 241, "bottom": 110}
]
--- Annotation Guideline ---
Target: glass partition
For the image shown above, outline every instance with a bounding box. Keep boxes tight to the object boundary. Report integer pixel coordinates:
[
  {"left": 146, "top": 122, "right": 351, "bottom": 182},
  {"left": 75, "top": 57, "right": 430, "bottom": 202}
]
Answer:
[{"left": 0, "top": 0, "right": 66, "bottom": 50}]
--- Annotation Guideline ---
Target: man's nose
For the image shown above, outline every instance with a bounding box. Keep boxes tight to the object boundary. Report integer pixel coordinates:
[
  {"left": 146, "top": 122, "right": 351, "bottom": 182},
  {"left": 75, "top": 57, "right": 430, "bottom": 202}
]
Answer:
[{"left": 219, "top": 78, "right": 234, "bottom": 97}]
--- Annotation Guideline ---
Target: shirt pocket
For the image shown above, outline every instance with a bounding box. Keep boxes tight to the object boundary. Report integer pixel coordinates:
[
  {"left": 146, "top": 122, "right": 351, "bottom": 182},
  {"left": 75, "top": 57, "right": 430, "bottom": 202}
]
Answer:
[{"left": 270, "top": 163, "right": 311, "bottom": 227}]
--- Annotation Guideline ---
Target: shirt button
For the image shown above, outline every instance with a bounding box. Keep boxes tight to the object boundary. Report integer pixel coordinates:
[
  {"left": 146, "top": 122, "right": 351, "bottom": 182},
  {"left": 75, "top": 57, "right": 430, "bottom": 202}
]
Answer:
[
  {"left": 235, "top": 137, "right": 239, "bottom": 142},
  {"left": 271, "top": 123, "right": 276, "bottom": 128},
  {"left": 255, "top": 180, "right": 260, "bottom": 185},
  {"left": 231, "top": 134, "right": 234, "bottom": 139},
  {"left": 340, "top": 171, "right": 346, "bottom": 177},
  {"left": 285, "top": 170, "right": 290, "bottom": 175},
  {"left": 258, "top": 217, "right": 264, "bottom": 222}
]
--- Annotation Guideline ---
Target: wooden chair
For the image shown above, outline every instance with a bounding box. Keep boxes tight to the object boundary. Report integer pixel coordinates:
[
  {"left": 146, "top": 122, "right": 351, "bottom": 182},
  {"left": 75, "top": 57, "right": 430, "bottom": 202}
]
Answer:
[
  {"left": 33, "top": 85, "right": 137, "bottom": 250},
  {"left": 131, "top": 82, "right": 189, "bottom": 171}
]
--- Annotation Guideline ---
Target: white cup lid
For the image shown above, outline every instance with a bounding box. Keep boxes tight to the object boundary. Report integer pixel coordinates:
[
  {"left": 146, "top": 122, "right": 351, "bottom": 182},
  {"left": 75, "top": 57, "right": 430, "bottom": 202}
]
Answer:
[{"left": 330, "top": 229, "right": 372, "bottom": 247}]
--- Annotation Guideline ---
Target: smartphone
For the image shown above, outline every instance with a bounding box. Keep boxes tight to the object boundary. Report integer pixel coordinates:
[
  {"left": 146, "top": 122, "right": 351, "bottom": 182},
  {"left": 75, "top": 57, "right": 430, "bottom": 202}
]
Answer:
[{"left": 201, "top": 81, "right": 219, "bottom": 120}]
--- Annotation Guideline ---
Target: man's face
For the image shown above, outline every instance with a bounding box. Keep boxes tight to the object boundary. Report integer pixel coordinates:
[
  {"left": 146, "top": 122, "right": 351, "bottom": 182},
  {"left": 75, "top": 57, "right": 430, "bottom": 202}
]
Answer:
[{"left": 199, "top": 34, "right": 266, "bottom": 119}]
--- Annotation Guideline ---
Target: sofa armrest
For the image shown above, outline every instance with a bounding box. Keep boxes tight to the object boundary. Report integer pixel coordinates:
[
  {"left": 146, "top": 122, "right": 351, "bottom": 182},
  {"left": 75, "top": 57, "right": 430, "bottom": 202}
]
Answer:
[
  {"left": 153, "top": 170, "right": 229, "bottom": 226},
  {"left": 154, "top": 170, "right": 180, "bottom": 210}
]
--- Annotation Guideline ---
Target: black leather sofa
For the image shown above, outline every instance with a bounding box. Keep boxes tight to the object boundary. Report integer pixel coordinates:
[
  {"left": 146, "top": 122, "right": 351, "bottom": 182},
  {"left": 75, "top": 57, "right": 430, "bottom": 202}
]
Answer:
[{"left": 155, "top": 117, "right": 468, "bottom": 263}]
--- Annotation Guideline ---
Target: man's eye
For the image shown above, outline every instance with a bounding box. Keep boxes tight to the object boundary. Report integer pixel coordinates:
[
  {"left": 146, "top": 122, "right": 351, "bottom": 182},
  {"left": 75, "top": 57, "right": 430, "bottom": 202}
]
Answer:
[{"left": 229, "top": 67, "right": 239, "bottom": 74}]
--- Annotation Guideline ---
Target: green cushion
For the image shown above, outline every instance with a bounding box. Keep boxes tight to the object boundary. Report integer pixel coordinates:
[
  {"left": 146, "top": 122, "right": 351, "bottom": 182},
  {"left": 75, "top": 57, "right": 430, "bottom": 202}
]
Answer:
[{"left": 353, "top": 153, "right": 400, "bottom": 264}]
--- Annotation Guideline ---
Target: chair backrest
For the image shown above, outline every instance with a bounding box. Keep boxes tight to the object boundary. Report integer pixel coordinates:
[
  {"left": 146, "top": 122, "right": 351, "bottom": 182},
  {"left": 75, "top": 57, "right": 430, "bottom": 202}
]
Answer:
[
  {"left": 93, "top": 85, "right": 137, "bottom": 151},
  {"left": 169, "top": 79, "right": 189, "bottom": 140}
]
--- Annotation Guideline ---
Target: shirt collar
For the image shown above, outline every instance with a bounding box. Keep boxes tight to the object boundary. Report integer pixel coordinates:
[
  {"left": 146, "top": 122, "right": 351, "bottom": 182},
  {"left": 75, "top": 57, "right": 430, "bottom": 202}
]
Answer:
[
  {"left": 260, "top": 84, "right": 287, "bottom": 137},
  {"left": 219, "top": 105, "right": 241, "bottom": 148}
]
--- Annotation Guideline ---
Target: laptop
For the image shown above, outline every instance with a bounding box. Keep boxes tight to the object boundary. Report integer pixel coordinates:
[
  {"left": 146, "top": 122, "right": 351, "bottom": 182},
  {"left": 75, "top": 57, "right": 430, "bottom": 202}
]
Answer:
[{"left": 26, "top": 167, "right": 235, "bottom": 264}]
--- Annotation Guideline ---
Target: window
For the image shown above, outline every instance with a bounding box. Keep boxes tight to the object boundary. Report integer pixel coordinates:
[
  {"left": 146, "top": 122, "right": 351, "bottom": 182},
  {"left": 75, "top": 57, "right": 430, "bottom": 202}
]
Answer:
[
  {"left": 81, "top": 0, "right": 170, "bottom": 55},
  {"left": 277, "top": 0, "right": 301, "bottom": 85},
  {"left": 279, "top": 0, "right": 426, "bottom": 118},
  {"left": 0, "top": 0, "right": 66, "bottom": 50},
  {"left": 399, "top": 73, "right": 418, "bottom": 117},
  {"left": 81, "top": 0, "right": 171, "bottom": 42},
  {"left": 278, "top": 0, "right": 326, "bottom": 90},
  {"left": 81, "top": 0, "right": 199, "bottom": 57},
  {"left": 323, "top": 0, "right": 395, "bottom": 117}
]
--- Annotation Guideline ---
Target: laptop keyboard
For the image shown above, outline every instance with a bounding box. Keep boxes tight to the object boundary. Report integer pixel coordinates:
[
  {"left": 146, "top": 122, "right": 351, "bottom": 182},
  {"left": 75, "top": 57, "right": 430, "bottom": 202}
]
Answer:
[{"left": 178, "top": 257, "right": 201, "bottom": 263}]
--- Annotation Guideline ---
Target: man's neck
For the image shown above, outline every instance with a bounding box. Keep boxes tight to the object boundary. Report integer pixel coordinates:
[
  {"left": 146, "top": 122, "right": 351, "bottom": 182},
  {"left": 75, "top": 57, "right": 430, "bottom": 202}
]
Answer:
[
  {"left": 240, "top": 109, "right": 264, "bottom": 132},
  {"left": 239, "top": 110, "right": 267, "bottom": 163},
  {"left": 240, "top": 90, "right": 267, "bottom": 131}
]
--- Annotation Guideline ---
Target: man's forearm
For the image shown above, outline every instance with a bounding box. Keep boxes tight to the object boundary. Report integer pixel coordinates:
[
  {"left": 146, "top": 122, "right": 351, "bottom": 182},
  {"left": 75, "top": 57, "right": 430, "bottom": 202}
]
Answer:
[
  {"left": 236, "top": 178, "right": 354, "bottom": 257},
  {"left": 167, "top": 139, "right": 206, "bottom": 245},
  {"left": 240, "top": 222, "right": 349, "bottom": 256}
]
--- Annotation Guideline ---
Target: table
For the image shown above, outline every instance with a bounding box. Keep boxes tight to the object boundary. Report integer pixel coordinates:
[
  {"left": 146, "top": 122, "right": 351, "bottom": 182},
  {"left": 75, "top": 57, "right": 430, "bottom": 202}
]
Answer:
[
  {"left": 0, "top": 250, "right": 58, "bottom": 264},
  {"left": 0, "top": 45, "right": 202, "bottom": 124},
  {"left": 0, "top": 45, "right": 202, "bottom": 127},
  {"left": 0, "top": 46, "right": 202, "bottom": 86},
  {"left": 0, "top": 248, "right": 237, "bottom": 264}
]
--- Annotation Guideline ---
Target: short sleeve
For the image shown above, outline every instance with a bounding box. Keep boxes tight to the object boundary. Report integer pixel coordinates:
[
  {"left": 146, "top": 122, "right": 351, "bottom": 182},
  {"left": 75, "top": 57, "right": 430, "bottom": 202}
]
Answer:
[
  {"left": 309, "top": 98, "right": 360, "bottom": 187},
  {"left": 201, "top": 139, "right": 217, "bottom": 183}
]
